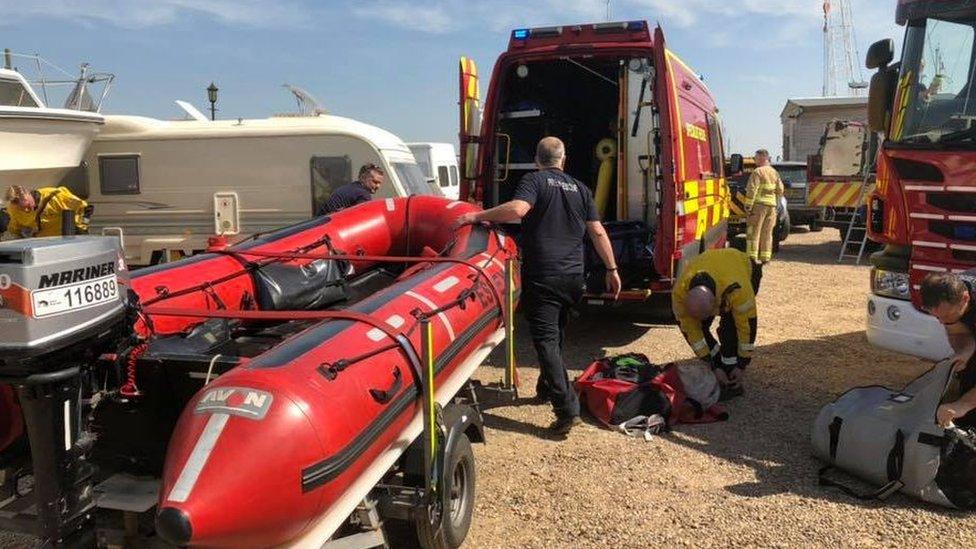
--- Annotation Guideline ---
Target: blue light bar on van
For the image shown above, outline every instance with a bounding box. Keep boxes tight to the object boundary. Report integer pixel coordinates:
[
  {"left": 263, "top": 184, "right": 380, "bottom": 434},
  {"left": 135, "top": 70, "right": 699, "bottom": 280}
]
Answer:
[
  {"left": 513, "top": 29, "right": 529, "bottom": 40},
  {"left": 592, "top": 21, "right": 646, "bottom": 35},
  {"left": 529, "top": 26, "right": 563, "bottom": 38}
]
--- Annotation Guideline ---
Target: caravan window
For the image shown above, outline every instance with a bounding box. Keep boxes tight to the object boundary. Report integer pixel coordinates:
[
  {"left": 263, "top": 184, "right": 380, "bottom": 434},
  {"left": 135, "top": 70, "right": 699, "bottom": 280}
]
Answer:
[
  {"left": 437, "top": 166, "right": 451, "bottom": 188},
  {"left": 449, "top": 166, "right": 459, "bottom": 187},
  {"left": 310, "top": 156, "right": 352, "bottom": 212},
  {"left": 99, "top": 155, "right": 140, "bottom": 194}
]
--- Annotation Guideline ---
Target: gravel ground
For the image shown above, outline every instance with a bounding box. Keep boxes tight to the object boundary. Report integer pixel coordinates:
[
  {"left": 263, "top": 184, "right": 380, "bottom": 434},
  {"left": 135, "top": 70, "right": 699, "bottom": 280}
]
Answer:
[
  {"left": 3, "top": 229, "right": 973, "bottom": 548},
  {"left": 467, "top": 229, "right": 976, "bottom": 548}
]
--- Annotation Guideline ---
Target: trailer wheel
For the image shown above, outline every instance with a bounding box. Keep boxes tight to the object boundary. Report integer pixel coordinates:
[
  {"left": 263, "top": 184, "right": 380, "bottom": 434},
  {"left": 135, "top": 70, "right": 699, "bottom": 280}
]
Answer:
[{"left": 416, "top": 434, "right": 476, "bottom": 549}]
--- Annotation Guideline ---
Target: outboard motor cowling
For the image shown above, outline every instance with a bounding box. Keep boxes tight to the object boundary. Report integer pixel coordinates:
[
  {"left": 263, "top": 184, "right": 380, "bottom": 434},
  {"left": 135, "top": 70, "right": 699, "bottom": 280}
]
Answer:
[{"left": 0, "top": 236, "right": 127, "bottom": 546}]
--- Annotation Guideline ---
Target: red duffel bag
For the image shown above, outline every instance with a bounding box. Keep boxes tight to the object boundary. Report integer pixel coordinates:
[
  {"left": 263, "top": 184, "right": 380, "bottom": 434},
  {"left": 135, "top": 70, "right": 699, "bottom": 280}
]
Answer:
[{"left": 575, "top": 354, "right": 727, "bottom": 428}]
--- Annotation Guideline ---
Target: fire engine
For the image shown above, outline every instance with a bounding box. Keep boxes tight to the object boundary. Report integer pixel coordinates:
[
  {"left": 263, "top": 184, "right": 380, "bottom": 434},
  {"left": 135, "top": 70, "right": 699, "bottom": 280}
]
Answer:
[{"left": 864, "top": 0, "right": 976, "bottom": 359}]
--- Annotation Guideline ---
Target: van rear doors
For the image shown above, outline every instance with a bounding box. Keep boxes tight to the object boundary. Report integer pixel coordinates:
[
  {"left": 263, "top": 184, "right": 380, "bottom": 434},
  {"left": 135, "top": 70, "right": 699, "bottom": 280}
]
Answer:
[{"left": 458, "top": 56, "right": 482, "bottom": 203}]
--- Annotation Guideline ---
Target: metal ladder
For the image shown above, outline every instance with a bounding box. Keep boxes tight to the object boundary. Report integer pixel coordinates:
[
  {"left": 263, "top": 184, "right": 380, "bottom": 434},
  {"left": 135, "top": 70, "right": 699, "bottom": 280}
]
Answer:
[{"left": 838, "top": 135, "right": 877, "bottom": 265}]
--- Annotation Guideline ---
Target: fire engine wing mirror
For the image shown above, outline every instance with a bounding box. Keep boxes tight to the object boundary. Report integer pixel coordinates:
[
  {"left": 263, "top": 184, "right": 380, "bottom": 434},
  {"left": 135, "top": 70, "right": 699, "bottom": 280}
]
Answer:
[
  {"left": 865, "top": 38, "right": 894, "bottom": 70},
  {"left": 728, "top": 153, "right": 744, "bottom": 175},
  {"left": 868, "top": 66, "right": 898, "bottom": 133}
]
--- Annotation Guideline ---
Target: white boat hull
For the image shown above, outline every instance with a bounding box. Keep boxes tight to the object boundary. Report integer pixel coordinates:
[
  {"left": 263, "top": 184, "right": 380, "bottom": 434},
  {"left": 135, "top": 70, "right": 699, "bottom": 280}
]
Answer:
[{"left": 0, "top": 110, "right": 103, "bottom": 175}]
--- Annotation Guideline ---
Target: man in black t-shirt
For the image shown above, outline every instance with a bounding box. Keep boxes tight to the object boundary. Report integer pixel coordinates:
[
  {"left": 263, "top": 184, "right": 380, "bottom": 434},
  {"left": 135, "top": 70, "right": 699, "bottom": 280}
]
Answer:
[
  {"left": 920, "top": 270, "right": 976, "bottom": 427},
  {"left": 455, "top": 137, "right": 620, "bottom": 435},
  {"left": 316, "top": 164, "right": 385, "bottom": 216}
]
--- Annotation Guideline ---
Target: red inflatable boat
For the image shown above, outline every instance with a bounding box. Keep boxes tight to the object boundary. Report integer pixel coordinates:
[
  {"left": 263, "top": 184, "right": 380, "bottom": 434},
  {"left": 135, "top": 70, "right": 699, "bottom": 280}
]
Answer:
[{"left": 125, "top": 196, "right": 518, "bottom": 546}]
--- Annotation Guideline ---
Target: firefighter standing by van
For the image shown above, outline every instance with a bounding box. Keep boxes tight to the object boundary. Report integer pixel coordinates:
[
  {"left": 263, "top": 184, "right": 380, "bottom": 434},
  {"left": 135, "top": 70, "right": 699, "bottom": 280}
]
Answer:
[
  {"left": 672, "top": 248, "right": 760, "bottom": 399},
  {"left": 744, "top": 149, "right": 784, "bottom": 263},
  {"left": 3, "top": 185, "right": 90, "bottom": 238}
]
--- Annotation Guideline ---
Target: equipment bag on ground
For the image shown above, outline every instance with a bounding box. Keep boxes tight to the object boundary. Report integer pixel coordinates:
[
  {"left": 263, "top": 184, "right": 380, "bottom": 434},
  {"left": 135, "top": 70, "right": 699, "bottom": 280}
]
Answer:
[
  {"left": 574, "top": 354, "right": 727, "bottom": 429},
  {"left": 812, "top": 360, "right": 976, "bottom": 509}
]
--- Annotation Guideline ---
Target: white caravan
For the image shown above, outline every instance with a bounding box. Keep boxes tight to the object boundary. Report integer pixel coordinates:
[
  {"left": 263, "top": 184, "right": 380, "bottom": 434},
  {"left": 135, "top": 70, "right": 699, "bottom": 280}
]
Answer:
[
  {"left": 82, "top": 114, "right": 434, "bottom": 265},
  {"left": 407, "top": 142, "right": 459, "bottom": 200}
]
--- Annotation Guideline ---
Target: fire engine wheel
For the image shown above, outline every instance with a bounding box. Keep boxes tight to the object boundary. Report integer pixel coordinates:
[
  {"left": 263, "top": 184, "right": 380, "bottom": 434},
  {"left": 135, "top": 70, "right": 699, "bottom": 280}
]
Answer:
[{"left": 416, "top": 434, "right": 476, "bottom": 549}]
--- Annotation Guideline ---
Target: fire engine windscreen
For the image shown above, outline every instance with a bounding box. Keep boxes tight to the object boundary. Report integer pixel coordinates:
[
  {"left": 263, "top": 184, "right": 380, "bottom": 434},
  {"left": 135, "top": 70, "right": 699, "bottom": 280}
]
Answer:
[{"left": 893, "top": 14, "right": 976, "bottom": 145}]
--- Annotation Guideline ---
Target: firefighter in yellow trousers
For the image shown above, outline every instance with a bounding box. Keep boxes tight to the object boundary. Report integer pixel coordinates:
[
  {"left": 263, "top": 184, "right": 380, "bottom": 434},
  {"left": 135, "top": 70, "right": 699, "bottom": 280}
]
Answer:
[
  {"left": 744, "top": 149, "right": 784, "bottom": 263},
  {"left": 4, "top": 185, "right": 90, "bottom": 238},
  {"left": 672, "top": 248, "right": 761, "bottom": 400}
]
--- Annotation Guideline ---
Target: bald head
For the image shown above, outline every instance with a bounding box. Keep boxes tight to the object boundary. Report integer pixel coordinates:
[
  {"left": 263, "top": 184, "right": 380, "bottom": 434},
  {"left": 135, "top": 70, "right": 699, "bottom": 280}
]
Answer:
[
  {"left": 685, "top": 285, "right": 716, "bottom": 320},
  {"left": 535, "top": 136, "right": 566, "bottom": 169}
]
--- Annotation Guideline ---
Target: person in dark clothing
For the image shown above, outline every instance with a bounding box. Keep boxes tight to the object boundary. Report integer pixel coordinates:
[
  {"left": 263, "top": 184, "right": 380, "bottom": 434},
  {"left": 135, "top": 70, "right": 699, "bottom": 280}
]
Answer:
[
  {"left": 920, "top": 271, "right": 976, "bottom": 428},
  {"left": 316, "top": 164, "right": 385, "bottom": 215},
  {"left": 455, "top": 136, "right": 620, "bottom": 435}
]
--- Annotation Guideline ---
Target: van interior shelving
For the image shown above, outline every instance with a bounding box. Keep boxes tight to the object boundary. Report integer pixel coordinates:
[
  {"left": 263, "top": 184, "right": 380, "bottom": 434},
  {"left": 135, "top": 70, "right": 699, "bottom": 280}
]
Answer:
[
  {"left": 493, "top": 57, "right": 621, "bottom": 217},
  {"left": 491, "top": 55, "right": 660, "bottom": 293}
]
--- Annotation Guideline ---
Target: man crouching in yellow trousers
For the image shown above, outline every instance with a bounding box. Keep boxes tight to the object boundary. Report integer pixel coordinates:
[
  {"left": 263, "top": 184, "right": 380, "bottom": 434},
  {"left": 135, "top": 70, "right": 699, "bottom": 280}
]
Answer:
[
  {"left": 4, "top": 185, "right": 91, "bottom": 239},
  {"left": 744, "top": 149, "right": 783, "bottom": 264}
]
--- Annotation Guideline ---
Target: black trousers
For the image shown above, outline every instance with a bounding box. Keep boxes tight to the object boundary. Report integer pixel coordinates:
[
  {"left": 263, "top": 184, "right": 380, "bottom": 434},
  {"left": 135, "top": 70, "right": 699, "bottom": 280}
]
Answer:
[
  {"left": 522, "top": 274, "right": 585, "bottom": 419},
  {"left": 700, "top": 313, "right": 742, "bottom": 373},
  {"left": 700, "top": 262, "right": 763, "bottom": 374},
  {"left": 956, "top": 355, "right": 976, "bottom": 428}
]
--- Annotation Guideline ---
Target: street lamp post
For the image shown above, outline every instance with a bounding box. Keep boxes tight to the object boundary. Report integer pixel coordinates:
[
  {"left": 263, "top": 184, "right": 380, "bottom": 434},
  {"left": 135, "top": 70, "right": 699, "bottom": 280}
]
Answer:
[{"left": 207, "top": 82, "right": 219, "bottom": 121}]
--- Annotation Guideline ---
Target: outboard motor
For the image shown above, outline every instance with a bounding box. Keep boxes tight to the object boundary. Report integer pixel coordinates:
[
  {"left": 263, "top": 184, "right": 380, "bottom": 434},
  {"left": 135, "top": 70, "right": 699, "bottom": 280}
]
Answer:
[{"left": 0, "top": 237, "right": 127, "bottom": 546}]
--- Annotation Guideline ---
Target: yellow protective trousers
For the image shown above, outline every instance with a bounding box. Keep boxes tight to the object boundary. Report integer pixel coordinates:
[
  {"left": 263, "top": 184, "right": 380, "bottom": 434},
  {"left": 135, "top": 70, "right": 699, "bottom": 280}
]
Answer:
[{"left": 746, "top": 204, "right": 776, "bottom": 262}]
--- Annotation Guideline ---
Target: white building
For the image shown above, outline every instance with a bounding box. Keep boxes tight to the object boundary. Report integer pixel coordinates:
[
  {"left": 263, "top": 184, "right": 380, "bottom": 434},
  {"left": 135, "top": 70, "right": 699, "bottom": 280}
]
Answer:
[{"left": 781, "top": 96, "right": 867, "bottom": 161}]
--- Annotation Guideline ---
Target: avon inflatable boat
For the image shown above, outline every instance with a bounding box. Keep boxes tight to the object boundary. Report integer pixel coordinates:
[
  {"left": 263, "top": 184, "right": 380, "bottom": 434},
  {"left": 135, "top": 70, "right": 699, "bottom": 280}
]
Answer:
[{"left": 0, "top": 195, "right": 518, "bottom": 547}]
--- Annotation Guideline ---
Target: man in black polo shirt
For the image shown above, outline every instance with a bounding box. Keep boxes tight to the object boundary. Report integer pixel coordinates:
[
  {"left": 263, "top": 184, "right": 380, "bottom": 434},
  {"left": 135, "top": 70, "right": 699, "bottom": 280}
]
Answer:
[
  {"left": 317, "top": 164, "right": 385, "bottom": 215},
  {"left": 455, "top": 136, "right": 620, "bottom": 435},
  {"left": 920, "top": 271, "right": 976, "bottom": 427}
]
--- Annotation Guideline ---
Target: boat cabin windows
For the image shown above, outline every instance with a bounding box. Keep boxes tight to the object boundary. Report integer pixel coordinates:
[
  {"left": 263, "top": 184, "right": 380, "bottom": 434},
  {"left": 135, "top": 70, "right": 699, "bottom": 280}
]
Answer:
[
  {"left": 310, "top": 155, "right": 353, "bottom": 214},
  {"left": 0, "top": 79, "right": 39, "bottom": 108},
  {"left": 99, "top": 155, "right": 141, "bottom": 195}
]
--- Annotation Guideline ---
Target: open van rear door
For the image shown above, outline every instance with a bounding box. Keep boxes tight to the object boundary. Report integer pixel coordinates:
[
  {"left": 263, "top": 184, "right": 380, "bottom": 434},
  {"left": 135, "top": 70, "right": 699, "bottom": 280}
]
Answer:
[
  {"left": 458, "top": 56, "right": 482, "bottom": 202},
  {"left": 652, "top": 26, "right": 679, "bottom": 280}
]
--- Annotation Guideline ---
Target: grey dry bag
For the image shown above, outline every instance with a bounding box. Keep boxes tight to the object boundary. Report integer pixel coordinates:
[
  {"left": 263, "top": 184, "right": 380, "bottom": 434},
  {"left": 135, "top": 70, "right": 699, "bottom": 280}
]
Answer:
[{"left": 811, "top": 360, "right": 976, "bottom": 509}]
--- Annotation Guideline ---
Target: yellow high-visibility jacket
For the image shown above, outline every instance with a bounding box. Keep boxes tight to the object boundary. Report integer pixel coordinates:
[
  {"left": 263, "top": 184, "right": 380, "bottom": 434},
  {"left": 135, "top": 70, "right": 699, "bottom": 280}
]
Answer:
[
  {"left": 744, "top": 165, "right": 784, "bottom": 208},
  {"left": 5, "top": 187, "right": 89, "bottom": 238},
  {"left": 671, "top": 248, "right": 758, "bottom": 360}
]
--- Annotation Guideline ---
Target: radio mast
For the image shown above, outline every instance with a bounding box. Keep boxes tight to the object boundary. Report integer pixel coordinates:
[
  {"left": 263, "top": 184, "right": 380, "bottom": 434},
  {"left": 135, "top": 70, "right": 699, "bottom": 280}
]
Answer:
[{"left": 822, "top": 0, "right": 868, "bottom": 96}]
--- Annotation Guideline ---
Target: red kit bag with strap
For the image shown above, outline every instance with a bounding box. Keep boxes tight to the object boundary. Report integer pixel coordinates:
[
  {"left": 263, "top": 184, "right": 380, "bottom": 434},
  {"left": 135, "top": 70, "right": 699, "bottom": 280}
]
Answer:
[{"left": 575, "top": 354, "right": 727, "bottom": 427}]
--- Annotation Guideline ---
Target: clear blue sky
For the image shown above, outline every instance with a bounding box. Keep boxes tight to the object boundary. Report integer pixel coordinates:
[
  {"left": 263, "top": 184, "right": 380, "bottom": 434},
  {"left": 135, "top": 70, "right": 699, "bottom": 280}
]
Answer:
[{"left": 0, "top": 0, "right": 902, "bottom": 157}]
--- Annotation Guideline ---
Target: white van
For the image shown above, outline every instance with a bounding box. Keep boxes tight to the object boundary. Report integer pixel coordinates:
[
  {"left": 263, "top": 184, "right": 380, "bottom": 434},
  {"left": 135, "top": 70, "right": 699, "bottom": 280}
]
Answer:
[
  {"left": 80, "top": 114, "right": 434, "bottom": 265},
  {"left": 407, "top": 142, "right": 460, "bottom": 200}
]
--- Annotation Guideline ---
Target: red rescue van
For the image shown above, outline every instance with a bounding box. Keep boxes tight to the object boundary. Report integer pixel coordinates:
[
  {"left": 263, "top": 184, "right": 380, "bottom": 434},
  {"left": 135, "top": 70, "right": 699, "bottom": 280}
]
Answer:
[{"left": 459, "top": 21, "right": 732, "bottom": 303}]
